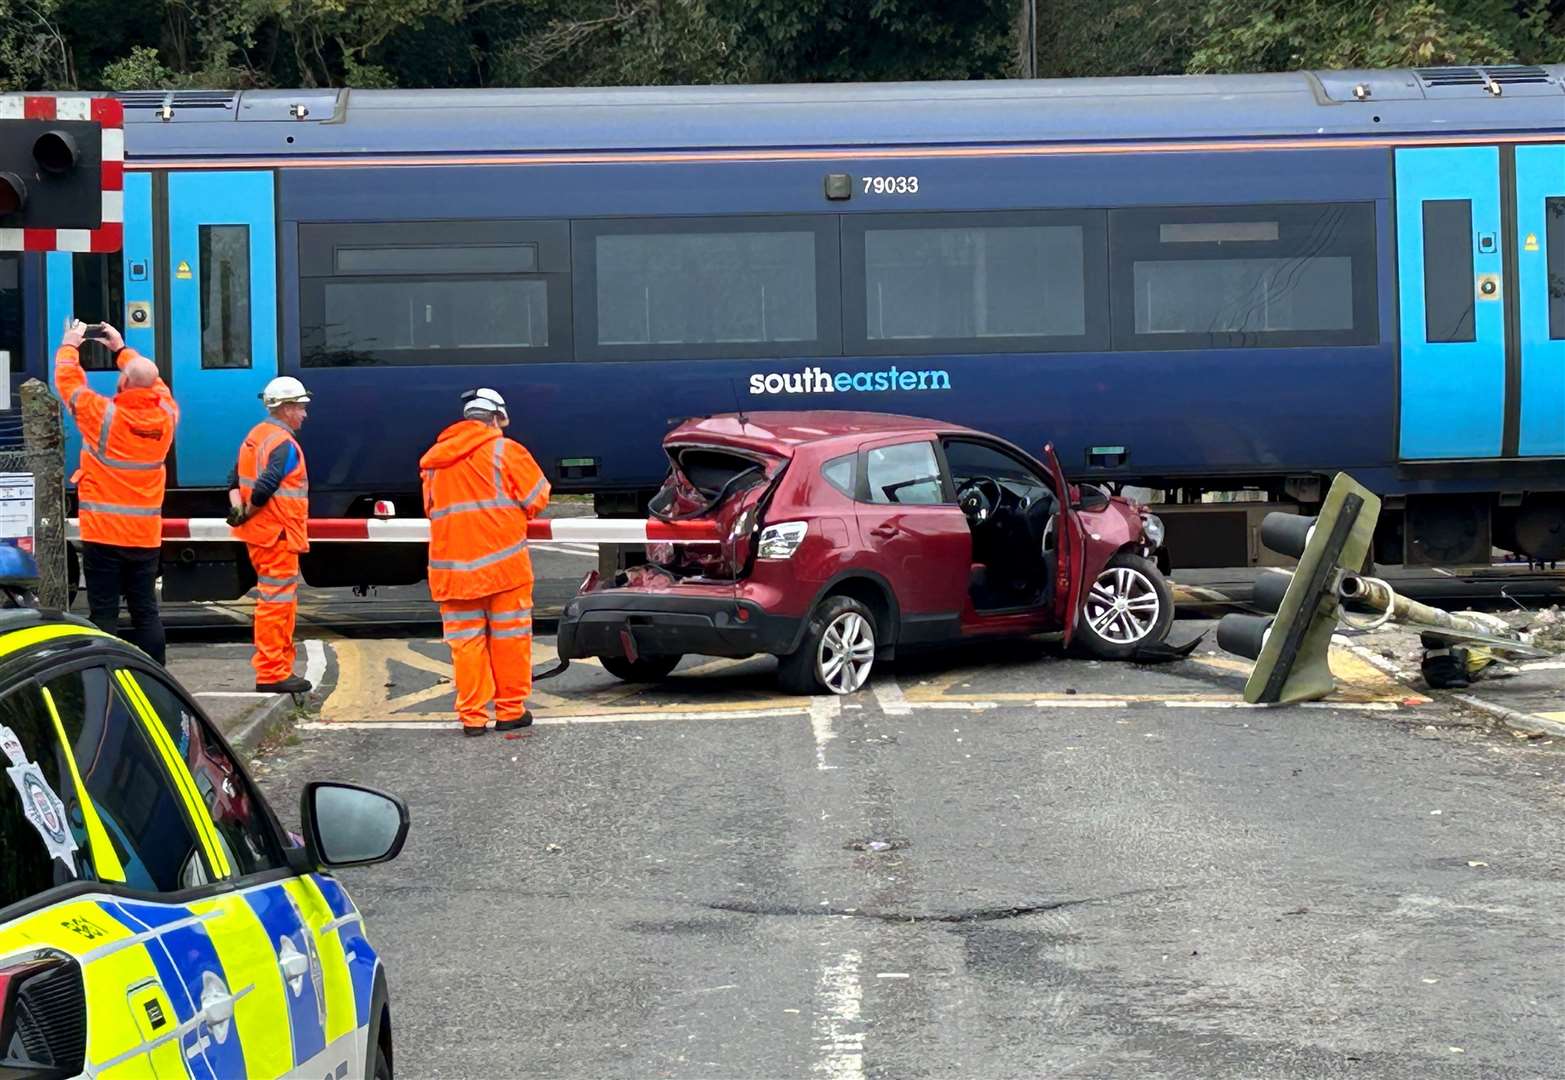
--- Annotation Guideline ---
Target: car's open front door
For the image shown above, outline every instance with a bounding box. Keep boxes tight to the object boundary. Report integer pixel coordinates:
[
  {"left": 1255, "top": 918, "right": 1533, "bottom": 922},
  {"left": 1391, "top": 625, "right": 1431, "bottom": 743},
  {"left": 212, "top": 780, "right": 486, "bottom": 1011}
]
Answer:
[{"left": 1042, "top": 444, "right": 1088, "bottom": 646}]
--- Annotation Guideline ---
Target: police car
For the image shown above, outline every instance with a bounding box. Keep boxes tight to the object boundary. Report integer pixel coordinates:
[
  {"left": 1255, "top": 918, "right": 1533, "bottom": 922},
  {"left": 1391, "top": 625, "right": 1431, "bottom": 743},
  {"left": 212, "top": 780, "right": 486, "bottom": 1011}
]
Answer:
[{"left": 0, "top": 549, "right": 405, "bottom": 1079}]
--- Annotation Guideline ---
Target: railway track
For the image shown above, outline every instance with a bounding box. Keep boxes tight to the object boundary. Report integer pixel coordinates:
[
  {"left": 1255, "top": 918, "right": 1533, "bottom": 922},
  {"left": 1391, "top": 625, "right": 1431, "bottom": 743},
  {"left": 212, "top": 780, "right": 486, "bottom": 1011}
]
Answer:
[{"left": 141, "top": 565, "right": 1565, "bottom": 641}]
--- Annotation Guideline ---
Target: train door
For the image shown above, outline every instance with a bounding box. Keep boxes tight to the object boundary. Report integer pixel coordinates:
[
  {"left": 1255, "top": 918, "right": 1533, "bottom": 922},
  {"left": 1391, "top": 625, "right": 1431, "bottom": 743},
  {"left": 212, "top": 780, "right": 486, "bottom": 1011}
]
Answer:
[
  {"left": 45, "top": 171, "right": 154, "bottom": 476},
  {"left": 1514, "top": 146, "right": 1565, "bottom": 457},
  {"left": 1394, "top": 146, "right": 1506, "bottom": 460},
  {"left": 1396, "top": 145, "right": 1565, "bottom": 461},
  {"left": 166, "top": 172, "right": 277, "bottom": 486}
]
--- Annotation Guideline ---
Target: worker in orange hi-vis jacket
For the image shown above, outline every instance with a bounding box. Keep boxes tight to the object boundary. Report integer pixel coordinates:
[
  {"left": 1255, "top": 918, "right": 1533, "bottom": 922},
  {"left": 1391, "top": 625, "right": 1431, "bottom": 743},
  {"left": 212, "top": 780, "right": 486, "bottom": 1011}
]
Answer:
[
  {"left": 54, "top": 319, "right": 177, "bottom": 664},
  {"left": 227, "top": 376, "right": 313, "bottom": 695},
  {"left": 420, "top": 388, "right": 550, "bottom": 737}
]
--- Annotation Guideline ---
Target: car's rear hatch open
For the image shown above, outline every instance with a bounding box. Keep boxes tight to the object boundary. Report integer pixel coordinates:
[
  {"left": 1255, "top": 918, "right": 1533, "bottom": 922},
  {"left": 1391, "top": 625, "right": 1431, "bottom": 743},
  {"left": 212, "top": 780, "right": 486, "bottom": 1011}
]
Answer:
[{"left": 646, "top": 440, "right": 789, "bottom": 579}]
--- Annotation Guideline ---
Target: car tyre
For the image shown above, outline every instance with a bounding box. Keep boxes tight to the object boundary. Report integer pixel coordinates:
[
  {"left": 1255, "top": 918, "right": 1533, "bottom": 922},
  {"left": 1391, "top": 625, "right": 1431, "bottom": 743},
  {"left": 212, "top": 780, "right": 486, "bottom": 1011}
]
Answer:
[
  {"left": 1075, "top": 552, "right": 1173, "bottom": 660},
  {"left": 373, "top": 1037, "right": 392, "bottom": 1080},
  {"left": 600, "top": 653, "right": 683, "bottom": 682},
  {"left": 778, "top": 595, "right": 877, "bottom": 695}
]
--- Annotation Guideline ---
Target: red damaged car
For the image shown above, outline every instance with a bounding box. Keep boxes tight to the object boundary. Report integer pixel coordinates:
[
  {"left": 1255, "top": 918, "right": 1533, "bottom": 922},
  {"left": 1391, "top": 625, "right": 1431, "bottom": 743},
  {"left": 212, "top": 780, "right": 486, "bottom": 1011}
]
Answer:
[{"left": 556, "top": 412, "right": 1173, "bottom": 695}]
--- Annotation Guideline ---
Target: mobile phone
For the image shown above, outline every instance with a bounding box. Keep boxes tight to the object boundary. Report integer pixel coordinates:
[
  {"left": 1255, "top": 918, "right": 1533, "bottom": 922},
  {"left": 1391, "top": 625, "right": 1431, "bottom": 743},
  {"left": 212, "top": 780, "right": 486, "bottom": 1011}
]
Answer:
[{"left": 83, "top": 323, "right": 112, "bottom": 342}]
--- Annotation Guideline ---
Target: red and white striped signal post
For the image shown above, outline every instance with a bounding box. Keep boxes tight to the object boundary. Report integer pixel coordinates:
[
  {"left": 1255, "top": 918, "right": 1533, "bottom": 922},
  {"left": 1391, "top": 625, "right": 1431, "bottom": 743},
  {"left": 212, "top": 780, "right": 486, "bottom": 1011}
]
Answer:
[{"left": 0, "top": 94, "right": 123, "bottom": 252}]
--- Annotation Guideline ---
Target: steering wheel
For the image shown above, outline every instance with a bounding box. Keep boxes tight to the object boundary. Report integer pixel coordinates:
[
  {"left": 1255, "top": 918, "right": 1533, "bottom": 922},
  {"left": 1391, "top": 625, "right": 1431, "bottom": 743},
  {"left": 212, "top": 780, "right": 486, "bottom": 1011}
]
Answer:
[{"left": 956, "top": 477, "right": 1003, "bottom": 526}]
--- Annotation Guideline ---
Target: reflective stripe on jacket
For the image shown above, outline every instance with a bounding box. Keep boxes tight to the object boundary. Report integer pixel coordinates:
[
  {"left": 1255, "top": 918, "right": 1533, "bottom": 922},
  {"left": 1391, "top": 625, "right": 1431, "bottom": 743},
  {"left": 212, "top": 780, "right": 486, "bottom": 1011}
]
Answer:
[
  {"left": 420, "top": 420, "right": 549, "bottom": 601},
  {"left": 233, "top": 417, "right": 309, "bottom": 553},
  {"left": 55, "top": 345, "right": 177, "bottom": 548}
]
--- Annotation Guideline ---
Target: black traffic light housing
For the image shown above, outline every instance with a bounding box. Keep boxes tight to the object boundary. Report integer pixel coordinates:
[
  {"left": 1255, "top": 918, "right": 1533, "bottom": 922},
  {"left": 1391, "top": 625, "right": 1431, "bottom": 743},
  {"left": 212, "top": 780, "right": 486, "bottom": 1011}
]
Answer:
[
  {"left": 1216, "top": 473, "right": 1381, "bottom": 704},
  {"left": 0, "top": 120, "right": 103, "bottom": 230}
]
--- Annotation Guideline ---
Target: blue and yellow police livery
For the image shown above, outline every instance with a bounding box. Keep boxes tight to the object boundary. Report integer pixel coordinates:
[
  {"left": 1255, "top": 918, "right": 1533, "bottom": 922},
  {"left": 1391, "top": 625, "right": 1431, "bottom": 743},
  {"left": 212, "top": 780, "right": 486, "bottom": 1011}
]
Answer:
[{"left": 0, "top": 588, "right": 403, "bottom": 1078}]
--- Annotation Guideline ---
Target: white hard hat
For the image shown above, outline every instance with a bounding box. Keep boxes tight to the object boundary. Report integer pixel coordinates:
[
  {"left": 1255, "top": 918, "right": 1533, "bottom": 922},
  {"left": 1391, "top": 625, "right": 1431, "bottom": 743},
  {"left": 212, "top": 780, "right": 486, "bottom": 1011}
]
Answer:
[
  {"left": 261, "top": 376, "right": 311, "bottom": 408},
  {"left": 462, "top": 387, "right": 507, "bottom": 420}
]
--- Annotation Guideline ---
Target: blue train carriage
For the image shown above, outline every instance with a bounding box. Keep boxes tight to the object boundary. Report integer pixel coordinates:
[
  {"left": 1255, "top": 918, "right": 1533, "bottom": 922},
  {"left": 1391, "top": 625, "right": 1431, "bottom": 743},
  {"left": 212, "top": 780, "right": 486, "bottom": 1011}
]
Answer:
[{"left": 2, "top": 65, "right": 1562, "bottom": 599}]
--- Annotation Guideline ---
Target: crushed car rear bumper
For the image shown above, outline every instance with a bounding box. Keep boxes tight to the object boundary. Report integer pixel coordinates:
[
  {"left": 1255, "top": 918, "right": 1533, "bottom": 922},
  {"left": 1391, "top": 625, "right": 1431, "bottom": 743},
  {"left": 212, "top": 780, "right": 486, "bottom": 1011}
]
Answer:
[{"left": 556, "top": 585, "right": 801, "bottom": 661}]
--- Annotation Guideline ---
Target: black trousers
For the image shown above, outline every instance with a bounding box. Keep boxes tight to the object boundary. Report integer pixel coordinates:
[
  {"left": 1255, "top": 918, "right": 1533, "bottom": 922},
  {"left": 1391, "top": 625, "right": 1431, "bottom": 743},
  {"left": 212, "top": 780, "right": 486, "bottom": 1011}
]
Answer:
[{"left": 81, "top": 541, "right": 165, "bottom": 665}]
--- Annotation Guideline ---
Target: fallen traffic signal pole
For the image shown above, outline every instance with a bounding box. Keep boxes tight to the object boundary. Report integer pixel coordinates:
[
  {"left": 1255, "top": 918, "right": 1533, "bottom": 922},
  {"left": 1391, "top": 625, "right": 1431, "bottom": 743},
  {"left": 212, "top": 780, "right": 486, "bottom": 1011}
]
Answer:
[
  {"left": 65, "top": 517, "right": 722, "bottom": 544},
  {"left": 1216, "top": 472, "right": 1546, "bottom": 703}
]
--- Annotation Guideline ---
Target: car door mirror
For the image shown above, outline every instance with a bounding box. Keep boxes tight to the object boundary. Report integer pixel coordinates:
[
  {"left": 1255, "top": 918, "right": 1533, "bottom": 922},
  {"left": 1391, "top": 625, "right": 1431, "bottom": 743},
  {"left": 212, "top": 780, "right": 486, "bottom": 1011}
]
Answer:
[
  {"left": 1074, "top": 485, "right": 1111, "bottom": 512},
  {"left": 301, "top": 782, "right": 409, "bottom": 869}
]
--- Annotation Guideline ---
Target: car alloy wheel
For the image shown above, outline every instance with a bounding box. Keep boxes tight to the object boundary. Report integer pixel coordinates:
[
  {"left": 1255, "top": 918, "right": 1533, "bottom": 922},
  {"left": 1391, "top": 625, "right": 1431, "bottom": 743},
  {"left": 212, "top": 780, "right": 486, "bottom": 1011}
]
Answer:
[
  {"left": 818, "top": 609, "right": 875, "bottom": 694},
  {"left": 1086, "top": 564, "right": 1162, "bottom": 645}
]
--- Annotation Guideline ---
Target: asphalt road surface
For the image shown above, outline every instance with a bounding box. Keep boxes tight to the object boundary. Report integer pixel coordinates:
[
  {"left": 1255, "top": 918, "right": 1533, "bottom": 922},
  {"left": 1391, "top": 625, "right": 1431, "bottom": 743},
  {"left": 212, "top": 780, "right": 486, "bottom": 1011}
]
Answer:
[{"left": 254, "top": 633, "right": 1565, "bottom": 1080}]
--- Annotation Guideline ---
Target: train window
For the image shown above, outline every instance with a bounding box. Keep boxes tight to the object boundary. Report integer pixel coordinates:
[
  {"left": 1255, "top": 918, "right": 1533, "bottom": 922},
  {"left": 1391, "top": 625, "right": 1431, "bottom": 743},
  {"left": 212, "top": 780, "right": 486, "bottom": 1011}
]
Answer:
[
  {"left": 1422, "top": 200, "right": 1475, "bottom": 344},
  {"left": 1108, "top": 203, "right": 1377, "bottom": 350},
  {"left": 72, "top": 254, "right": 124, "bottom": 370},
  {"left": 573, "top": 216, "right": 841, "bottom": 361},
  {"left": 0, "top": 256, "right": 19, "bottom": 374},
  {"left": 322, "top": 278, "right": 549, "bottom": 353},
  {"left": 299, "top": 220, "right": 572, "bottom": 366},
  {"left": 336, "top": 245, "right": 537, "bottom": 276},
  {"left": 843, "top": 211, "right": 1108, "bottom": 356},
  {"left": 199, "top": 225, "right": 252, "bottom": 369},
  {"left": 1547, "top": 197, "right": 1564, "bottom": 340}
]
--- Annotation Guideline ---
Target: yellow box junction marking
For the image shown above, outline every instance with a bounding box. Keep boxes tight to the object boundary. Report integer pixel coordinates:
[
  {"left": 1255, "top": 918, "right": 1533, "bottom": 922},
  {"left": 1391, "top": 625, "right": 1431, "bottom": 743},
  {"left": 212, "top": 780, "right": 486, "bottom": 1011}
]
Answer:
[{"left": 321, "top": 638, "right": 803, "bottom": 723}]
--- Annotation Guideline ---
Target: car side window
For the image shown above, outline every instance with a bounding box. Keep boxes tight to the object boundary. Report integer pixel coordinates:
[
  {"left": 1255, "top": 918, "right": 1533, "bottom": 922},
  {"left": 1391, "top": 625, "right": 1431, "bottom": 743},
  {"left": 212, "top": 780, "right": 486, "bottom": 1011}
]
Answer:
[
  {"left": 43, "top": 667, "right": 207, "bottom": 894},
  {"left": 943, "top": 439, "right": 1054, "bottom": 502},
  {"left": 0, "top": 685, "right": 97, "bottom": 911},
  {"left": 127, "top": 669, "right": 286, "bottom": 877},
  {"left": 821, "top": 454, "right": 856, "bottom": 498},
  {"left": 865, "top": 441, "right": 945, "bottom": 505}
]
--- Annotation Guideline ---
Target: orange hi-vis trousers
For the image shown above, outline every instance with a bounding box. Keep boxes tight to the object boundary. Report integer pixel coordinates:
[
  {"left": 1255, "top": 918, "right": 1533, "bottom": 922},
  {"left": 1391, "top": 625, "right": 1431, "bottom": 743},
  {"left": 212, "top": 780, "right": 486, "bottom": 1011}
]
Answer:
[
  {"left": 439, "top": 581, "right": 533, "bottom": 729},
  {"left": 247, "top": 542, "right": 300, "bottom": 684}
]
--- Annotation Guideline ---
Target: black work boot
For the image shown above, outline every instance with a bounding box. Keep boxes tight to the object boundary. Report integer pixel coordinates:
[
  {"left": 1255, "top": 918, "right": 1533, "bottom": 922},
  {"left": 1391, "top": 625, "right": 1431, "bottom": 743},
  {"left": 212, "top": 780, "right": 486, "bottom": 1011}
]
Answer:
[
  {"left": 495, "top": 711, "right": 533, "bottom": 732},
  {"left": 462, "top": 724, "right": 489, "bottom": 738},
  {"left": 256, "top": 675, "right": 312, "bottom": 694}
]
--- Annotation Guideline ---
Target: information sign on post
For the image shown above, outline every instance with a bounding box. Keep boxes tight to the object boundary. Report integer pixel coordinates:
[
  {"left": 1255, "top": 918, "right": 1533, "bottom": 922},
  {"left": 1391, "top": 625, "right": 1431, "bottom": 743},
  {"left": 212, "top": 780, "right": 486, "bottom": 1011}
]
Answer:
[{"left": 0, "top": 473, "right": 35, "bottom": 555}]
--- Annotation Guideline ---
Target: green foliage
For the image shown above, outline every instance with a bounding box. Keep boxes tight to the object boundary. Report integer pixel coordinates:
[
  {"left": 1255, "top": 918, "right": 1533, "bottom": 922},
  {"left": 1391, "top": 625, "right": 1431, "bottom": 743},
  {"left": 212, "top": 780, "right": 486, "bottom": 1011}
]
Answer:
[
  {"left": 0, "top": 0, "right": 1559, "bottom": 91},
  {"left": 0, "top": 0, "right": 73, "bottom": 89},
  {"left": 1184, "top": 0, "right": 1560, "bottom": 72}
]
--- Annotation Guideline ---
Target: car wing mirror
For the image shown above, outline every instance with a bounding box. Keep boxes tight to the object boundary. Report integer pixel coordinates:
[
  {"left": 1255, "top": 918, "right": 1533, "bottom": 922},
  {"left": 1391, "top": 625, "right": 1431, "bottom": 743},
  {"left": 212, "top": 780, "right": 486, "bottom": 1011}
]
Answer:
[
  {"left": 300, "top": 781, "right": 410, "bottom": 869},
  {"left": 1074, "top": 485, "right": 1111, "bottom": 512}
]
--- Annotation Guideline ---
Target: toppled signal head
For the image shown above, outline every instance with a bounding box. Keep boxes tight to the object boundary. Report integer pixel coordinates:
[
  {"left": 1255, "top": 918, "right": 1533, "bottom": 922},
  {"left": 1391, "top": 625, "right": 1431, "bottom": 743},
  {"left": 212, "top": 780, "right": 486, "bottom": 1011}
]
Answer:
[{"left": 1215, "top": 474, "right": 1381, "bottom": 704}]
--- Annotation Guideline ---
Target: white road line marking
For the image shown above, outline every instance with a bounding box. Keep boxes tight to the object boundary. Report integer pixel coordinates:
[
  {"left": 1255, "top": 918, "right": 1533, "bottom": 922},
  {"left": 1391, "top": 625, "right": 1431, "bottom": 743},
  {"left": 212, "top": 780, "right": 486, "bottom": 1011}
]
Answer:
[
  {"left": 813, "top": 950, "right": 865, "bottom": 1080},
  {"left": 871, "top": 678, "right": 912, "bottom": 716},
  {"left": 196, "top": 691, "right": 271, "bottom": 699},
  {"left": 300, "top": 706, "right": 807, "bottom": 731},
  {"left": 304, "top": 639, "right": 327, "bottom": 688},
  {"left": 1518, "top": 660, "right": 1565, "bottom": 671},
  {"left": 1163, "top": 700, "right": 1261, "bottom": 709},
  {"left": 1299, "top": 701, "right": 1400, "bottom": 712},
  {"left": 810, "top": 697, "right": 842, "bottom": 771},
  {"left": 1033, "top": 699, "right": 1126, "bottom": 709}
]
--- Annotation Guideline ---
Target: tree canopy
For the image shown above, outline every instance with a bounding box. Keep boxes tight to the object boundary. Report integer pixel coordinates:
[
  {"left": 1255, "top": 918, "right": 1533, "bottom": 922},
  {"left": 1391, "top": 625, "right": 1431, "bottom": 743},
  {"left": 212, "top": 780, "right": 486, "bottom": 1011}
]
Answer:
[{"left": 0, "top": 0, "right": 1561, "bottom": 91}]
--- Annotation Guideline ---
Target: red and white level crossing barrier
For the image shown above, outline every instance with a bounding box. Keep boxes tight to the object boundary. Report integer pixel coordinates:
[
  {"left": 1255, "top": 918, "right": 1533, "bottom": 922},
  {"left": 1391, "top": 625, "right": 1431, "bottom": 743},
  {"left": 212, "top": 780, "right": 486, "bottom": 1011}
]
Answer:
[{"left": 66, "top": 517, "right": 721, "bottom": 544}]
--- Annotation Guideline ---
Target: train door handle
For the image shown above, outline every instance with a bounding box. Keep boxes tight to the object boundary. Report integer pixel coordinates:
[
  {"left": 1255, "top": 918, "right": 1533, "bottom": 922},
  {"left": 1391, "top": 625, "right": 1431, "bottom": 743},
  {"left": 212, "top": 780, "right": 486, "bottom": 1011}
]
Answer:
[{"left": 870, "top": 523, "right": 899, "bottom": 540}]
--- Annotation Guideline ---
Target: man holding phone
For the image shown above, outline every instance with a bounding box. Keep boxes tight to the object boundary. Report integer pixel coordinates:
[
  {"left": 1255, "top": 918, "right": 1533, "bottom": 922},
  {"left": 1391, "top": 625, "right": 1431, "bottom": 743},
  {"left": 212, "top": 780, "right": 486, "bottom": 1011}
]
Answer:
[{"left": 54, "top": 319, "right": 178, "bottom": 663}]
